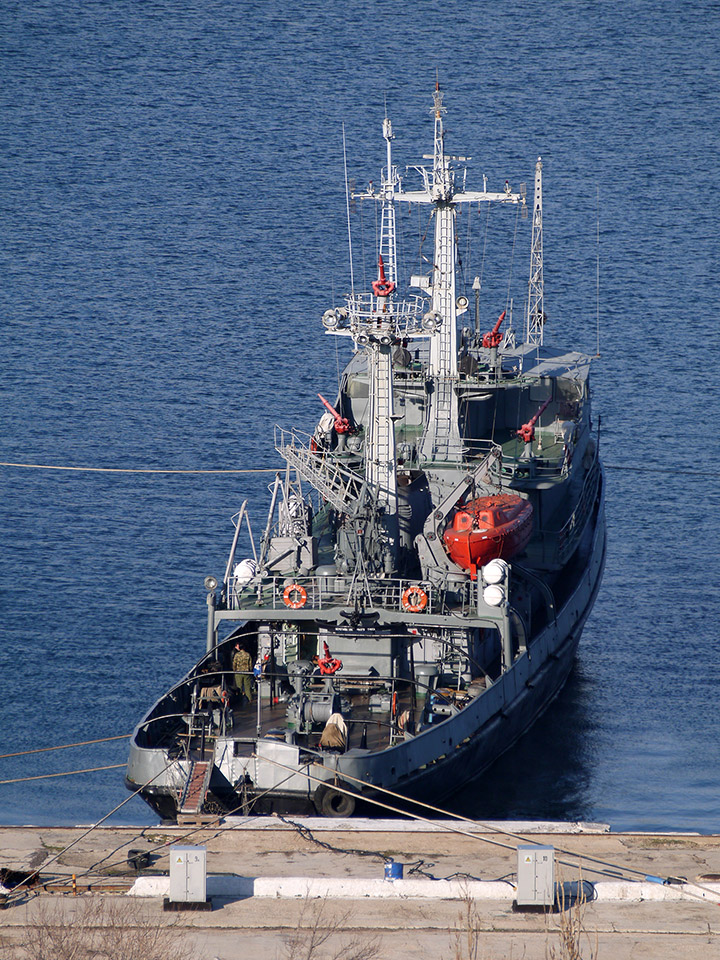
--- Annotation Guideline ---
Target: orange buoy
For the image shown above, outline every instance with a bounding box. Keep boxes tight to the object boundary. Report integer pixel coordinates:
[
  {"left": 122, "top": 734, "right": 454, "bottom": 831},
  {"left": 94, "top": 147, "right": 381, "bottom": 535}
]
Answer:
[
  {"left": 401, "top": 586, "right": 428, "bottom": 613},
  {"left": 283, "top": 583, "right": 308, "bottom": 609}
]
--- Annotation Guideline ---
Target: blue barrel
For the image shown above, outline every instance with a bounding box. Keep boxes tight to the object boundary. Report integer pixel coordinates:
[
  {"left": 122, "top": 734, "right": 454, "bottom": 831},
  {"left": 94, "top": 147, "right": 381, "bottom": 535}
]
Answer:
[{"left": 384, "top": 860, "right": 403, "bottom": 881}]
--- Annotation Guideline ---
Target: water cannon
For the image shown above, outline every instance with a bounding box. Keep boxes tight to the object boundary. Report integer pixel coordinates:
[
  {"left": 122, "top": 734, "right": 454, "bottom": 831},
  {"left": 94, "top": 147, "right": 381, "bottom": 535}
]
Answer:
[
  {"left": 517, "top": 397, "right": 551, "bottom": 444},
  {"left": 371, "top": 255, "right": 396, "bottom": 297},
  {"left": 482, "top": 310, "right": 506, "bottom": 349},
  {"left": 318, "top": 394, "right": 351, "bottom": 435}
]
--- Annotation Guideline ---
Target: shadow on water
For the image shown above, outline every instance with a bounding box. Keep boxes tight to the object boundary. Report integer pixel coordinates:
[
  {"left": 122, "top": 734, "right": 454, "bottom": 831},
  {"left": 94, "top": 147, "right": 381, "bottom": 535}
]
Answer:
[{"left": 447, "top": 662, "right": 597, "bottom": 823}]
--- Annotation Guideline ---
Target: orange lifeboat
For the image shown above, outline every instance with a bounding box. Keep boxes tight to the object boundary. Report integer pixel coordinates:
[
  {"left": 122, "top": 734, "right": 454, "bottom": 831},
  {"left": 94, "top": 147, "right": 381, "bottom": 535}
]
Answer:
[{"left": 443, "top": 494, "right": 533, "bottom": 577}]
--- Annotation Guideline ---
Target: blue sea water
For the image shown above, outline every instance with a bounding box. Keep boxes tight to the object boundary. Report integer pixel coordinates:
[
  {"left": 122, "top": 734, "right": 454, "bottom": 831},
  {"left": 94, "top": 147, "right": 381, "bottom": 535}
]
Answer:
[{"left": 1, "top": 0, "right": 719, "bottom": 831}]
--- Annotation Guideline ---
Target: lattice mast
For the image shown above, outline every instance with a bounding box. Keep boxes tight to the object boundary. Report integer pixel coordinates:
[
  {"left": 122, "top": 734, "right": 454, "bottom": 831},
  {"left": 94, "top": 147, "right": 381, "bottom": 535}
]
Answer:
[
  {"left": 525, "top": 157, "right": 545, "bottom": 346},
  {"left": 428, "top": 84, "right": 457, "bottom": 378},
  {"left": 379, "top": 116, "right": 399, "bottom": 285}
]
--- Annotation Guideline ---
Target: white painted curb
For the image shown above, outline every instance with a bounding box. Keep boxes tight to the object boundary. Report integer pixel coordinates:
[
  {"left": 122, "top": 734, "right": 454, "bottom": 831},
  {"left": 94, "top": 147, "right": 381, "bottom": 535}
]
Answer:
[
  {"left": 128, "top": 875, "right": 720, "bottom": 903},
  {"left": 221, "top": 817, "right": 612, "bottom": 834}
]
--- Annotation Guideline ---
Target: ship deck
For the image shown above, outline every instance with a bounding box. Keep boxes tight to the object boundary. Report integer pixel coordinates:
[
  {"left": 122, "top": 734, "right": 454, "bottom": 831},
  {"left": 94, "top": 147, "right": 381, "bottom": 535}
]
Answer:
[{"left": 176, "top": 682, "right": 471, "bottom": 762}]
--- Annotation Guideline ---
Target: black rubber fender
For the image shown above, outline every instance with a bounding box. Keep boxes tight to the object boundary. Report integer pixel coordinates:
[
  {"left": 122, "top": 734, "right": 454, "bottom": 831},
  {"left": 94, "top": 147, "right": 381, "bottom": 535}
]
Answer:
[{"left": 314, "top": 782, "right": 356, "bottom": 818}]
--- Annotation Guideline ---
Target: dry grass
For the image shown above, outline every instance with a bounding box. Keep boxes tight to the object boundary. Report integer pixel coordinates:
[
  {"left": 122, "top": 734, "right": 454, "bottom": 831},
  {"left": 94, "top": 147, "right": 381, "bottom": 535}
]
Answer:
[
  {"left": 15, "top": 897, "right": 192, "bottom": 960},
  {"left": 447, "top": 880, "right": 600, "bottom": 960},
  {"left": 449, "top": 888, "right": 486, "bottom": 960},
  {"left": 545, "top": 879, "right": 599, "bottom": 960},
  {"left": 284, "top": 892, "right": 381, "bottom": 960}
]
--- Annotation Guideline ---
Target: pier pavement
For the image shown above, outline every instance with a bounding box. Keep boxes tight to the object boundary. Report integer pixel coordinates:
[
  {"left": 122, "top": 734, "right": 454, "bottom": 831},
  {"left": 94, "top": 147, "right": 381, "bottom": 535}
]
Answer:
[{"left": 0, "top": 818, "right": 719, "bottom": 958}]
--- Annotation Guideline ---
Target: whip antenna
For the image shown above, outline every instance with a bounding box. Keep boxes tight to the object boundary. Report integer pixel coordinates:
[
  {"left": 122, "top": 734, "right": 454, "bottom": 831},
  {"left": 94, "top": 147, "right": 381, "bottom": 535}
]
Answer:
[
  {"left": 343, "top": 123, "right": 355, "bottom": 296},
  {"left": 596, "top": 184, "right": 601, "bottom": 357}
]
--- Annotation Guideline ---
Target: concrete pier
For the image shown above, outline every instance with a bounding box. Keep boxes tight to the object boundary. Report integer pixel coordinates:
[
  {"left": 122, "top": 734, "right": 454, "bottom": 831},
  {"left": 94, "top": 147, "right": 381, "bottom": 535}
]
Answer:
[{"left": 1, "top": 818, "right": 719, "bottom": 958}]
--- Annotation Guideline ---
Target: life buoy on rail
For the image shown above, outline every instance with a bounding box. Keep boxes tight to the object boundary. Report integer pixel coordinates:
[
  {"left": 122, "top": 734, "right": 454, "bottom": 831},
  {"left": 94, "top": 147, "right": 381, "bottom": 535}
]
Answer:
[
  {"left": 401, "top": 586, "right": 428, "bottom": 613},
  {"left": 283, "top": 583, "right": 308, "bottom": 609}
]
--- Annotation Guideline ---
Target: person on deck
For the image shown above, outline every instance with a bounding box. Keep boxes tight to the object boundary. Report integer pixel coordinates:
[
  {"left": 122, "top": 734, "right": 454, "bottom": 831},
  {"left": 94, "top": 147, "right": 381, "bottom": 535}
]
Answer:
[{"left": 232, "top": 643, "right": 253, "bottom": 703}]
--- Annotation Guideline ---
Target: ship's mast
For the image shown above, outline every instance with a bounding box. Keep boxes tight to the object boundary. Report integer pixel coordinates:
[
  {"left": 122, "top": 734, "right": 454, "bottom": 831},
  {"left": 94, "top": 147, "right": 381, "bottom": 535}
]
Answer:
[
  {"left": 379, "top": 116, "right": 398, "bottom": 285},
  {"left": 428, "top": 84, "right": 458, "bottom": 382},
  {"left": 397, "top": 85, "right": 525, "bottom": 464},
  {"left": 365, "top": 116, "right": 399, "bottom": 536},
  {"left": 525, "top": 157, "right": 544, "bottom": 346}
]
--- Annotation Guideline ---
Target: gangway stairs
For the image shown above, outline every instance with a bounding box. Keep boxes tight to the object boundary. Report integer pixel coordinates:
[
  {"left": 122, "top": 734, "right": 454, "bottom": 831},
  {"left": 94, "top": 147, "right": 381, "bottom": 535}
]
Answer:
[
  {"left": 275, "top": 427, "right": 372, "bottom": 515},
  {"left": 178, "top": 759, "right": 213, "bottom": 818}
]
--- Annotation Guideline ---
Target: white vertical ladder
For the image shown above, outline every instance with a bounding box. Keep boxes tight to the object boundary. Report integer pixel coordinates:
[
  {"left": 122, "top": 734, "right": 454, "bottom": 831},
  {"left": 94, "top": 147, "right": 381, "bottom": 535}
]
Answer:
[{"left": 366, "top": 343, "right": 397, "bottom": 513}]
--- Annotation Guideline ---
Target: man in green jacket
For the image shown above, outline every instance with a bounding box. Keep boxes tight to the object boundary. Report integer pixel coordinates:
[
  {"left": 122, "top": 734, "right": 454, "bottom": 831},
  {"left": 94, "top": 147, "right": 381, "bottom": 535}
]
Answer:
[{"left": 232, "top": 643, "right": 253, "bottom": 703}]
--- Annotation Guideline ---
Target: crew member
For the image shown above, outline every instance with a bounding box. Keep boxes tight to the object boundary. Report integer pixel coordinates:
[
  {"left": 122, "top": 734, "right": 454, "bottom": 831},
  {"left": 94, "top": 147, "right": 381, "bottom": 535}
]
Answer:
[{"left": 232, "top": 642, "right": 253, "bottom": 704}]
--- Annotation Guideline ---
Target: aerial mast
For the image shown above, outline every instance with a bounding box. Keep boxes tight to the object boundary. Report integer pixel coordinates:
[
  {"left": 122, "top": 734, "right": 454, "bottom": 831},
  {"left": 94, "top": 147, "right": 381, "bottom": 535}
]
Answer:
[
  {"left": 396, "top": 84, "right": 525, "bottom": 466},
  {"left": 525, "top": 157, "right": 545, "bottom": 346},
  {"left": 427, "top": 81, "right": 457, "bottom": 380},
  {"left": 378, "top": 115, "right": 399, "bottom": 284}
]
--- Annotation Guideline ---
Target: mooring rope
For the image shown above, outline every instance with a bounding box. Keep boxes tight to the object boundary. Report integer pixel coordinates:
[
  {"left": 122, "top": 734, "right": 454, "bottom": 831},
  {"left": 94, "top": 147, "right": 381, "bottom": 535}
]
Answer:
[
  {"left": 0, "top": 735, "right": 131, "bottom": 760},
  {"left": 0, "top": 461, "right": 280, "bottom": 474}
]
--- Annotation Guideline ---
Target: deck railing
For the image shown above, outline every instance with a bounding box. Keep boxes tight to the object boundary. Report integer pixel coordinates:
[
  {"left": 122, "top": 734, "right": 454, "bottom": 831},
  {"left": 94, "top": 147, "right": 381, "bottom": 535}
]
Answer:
[{"left": 228, "top": 574, "right": 474, "bottom": 616}]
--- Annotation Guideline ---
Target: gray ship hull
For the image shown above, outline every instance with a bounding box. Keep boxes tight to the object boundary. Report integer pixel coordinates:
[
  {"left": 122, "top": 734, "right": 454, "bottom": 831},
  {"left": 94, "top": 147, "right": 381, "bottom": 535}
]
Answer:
[{"left": 127, "top": 477, "right": 605, "bottom": 820}]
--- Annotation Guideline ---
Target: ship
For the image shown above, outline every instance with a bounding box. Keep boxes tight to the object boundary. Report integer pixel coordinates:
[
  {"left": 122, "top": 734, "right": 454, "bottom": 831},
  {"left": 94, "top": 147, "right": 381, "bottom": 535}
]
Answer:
[{"left": 126, "top": 87, "right": 606, "bottom": 821}]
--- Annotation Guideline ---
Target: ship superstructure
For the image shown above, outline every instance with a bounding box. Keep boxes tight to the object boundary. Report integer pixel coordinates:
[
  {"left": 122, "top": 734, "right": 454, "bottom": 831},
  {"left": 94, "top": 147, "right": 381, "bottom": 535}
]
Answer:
[{"left": 127, "top": 88, "right": 605, "bottom": 821}]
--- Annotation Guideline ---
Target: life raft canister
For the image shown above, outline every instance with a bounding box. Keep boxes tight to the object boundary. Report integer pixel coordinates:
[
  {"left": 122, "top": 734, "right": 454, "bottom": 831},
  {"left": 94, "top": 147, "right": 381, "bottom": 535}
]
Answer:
[
  {"left": 283, "top": 583, "right": 308, "bottom": 609},
  {"left": 401, "top": 585, "right": 428, "bottom": 613}
]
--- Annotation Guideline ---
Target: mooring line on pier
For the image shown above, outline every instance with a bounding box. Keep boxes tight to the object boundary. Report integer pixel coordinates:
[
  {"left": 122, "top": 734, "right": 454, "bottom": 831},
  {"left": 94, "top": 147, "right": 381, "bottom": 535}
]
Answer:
[
  {"left": 1, "top": 758, "right": 184, "bottom": 906},
  {"left": 27, "top": 765, "right": 308, "bottom": 896}
]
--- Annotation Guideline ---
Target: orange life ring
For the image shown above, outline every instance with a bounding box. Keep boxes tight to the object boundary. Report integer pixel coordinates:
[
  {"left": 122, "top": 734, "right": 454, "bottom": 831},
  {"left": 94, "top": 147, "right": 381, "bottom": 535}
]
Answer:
[
  {"left": 401, "top": 586, "right": 428, "bottom": 613},
  {"left": 283, "top": 583, "right": 307, "bottom": 609},
  {"left": 372, "top": 279, "right": 396, "bottom": 297}
]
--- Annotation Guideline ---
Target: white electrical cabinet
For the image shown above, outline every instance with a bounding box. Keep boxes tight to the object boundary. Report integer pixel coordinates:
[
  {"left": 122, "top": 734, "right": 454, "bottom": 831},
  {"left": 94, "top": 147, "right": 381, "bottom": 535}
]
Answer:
[
  {"left": 169, "top": 845, "right": 207, "bottom": 903},
  {"left": 516, "top": 844, "right": 555, "bottom": 906}
]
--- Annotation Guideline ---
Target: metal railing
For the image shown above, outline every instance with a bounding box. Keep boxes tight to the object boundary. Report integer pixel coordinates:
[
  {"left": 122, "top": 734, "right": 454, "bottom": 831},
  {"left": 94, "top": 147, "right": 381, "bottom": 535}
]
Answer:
[
  {"left": 345, "top": 292, "right": 428, "bottom": 328},
  {"left": 228, "top": 574, "right": 447, "bottom": 615}
]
